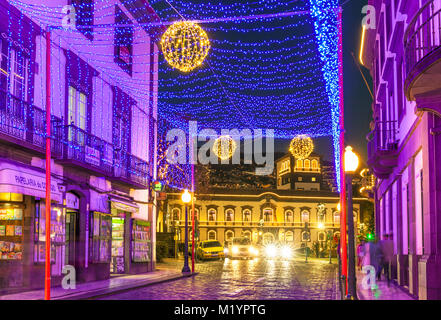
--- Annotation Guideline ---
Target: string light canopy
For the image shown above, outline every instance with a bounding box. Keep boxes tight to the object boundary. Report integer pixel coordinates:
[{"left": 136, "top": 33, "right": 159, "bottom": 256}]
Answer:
[
  {"left": 289, "top": 134, "right": 314, "bottom": 160},
  {"left": 161, "top": 21, "right": 211, "bottom": 72},
  {"left": 212, "top": 135, "right": 237, "bottom": 160}
]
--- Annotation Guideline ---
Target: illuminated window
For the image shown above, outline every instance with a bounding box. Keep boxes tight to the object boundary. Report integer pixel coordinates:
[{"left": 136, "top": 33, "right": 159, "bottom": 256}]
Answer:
[
  {"left": 333, "top": 211, "right": 340, "bottom": 225},
  {"left": 285, "top": 210, "right": 293, "bottom": 222},
  {"left": 208, "top": 209, "right": 216, "bottom": 221},
  {"left": 296, "top": 159, "right": 303, "bottom": 169},
  {"left": 298, "top": 176, "right": 303, "bottom": 181},
  {"left": 208, "top": 230, "right": 216, "bottom": 240},
  {"left": 304, "top": 159, "right": 310, "bottom": 169},
  {"left": 311, "top": 159, "right": 318, "bottom": 170},
  {"left": 225, "top": 209, "right": 234, "bottom": 221},
  {"left": 225, "top": 230, "right": 234, "bottom": 241},
  {"left": 243, "top": 209, "right": 251, "bottom": 222},
  {"left": 172, "top": 208, "right": 180, "bottom": 220},
  {"left": 301, "top": 210, "right": 310, "bottom": 223},
  {"left": 190, "top": 208, "right": 199, "bottom": 220},
  {"left": 318, "top": 232, "right": 326, "bottom": 242},
  {"left": 68, "top": 86, "right": 87, "bottom": 131},
  {"left": 285, "top": 231, "right": 294, "bottom": 242},
  {"left": 312, "top": 177, "right": 316, "bottom": 182},
  {"left": 243, "top": 231, "right": 252, "bottom": 239},
  {"left": 263, "top": 208, "right": 273, "bottom": 222}
]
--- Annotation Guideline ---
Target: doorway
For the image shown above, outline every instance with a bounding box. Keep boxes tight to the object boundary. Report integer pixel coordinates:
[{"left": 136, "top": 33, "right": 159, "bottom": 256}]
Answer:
[
  {"left": 65, "top": 211, "right": 78, "bottom": 266},
  {"left": 111, "top": 216, "right": 125, "bottom": 274}
]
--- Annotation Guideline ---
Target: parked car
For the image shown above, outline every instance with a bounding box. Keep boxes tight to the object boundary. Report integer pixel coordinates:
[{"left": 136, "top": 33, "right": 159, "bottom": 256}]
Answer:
[
  {"left": 196, "top": 240, "right": 225, "bottom": 261},
  {"left": 224, "top": 237, "right": 259, "bottom": 259}
]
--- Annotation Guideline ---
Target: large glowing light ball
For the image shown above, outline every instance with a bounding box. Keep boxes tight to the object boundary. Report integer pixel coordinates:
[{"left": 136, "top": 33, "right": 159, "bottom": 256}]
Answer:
[
  {"left": 160, "top": 21, "right": 210, "bottom": 72},
  {"left": 213, "top": 135, "right": 237, "bottom": 160},
  {"left": 289, "top": 134, "right": 314, "bottom": 160}
]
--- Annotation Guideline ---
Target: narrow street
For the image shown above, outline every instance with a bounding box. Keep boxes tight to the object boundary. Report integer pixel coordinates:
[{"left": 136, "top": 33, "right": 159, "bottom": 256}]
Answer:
[{"left": 100, "top": 257, "right": 338, "bottom": 300}]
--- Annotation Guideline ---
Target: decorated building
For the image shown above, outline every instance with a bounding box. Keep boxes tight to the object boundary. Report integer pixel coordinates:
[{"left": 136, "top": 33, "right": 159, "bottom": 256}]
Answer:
[
  {"left": 159, "top": 153, "right": 371, "bottom": 251},
  {"left": 0, "top": 0, "right": 160, "bottom": 293},
  {"left": 361, "top": 0, "right": 441, "bottom": 299}
]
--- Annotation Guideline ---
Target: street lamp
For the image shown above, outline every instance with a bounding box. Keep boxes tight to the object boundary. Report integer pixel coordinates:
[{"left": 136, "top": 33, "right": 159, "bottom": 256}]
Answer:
[
  {"left": 344, "top": 146, "right": 359, "bottom": 299},
  {"left": 181, "top": 189, "right": 192, "bottom": 273}
]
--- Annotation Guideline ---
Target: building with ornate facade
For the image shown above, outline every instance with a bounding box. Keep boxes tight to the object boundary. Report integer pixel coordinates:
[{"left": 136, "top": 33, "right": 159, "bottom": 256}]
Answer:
[
  {"left": 362, "top": 0, "right": 441, "bottom": 299},
  {"left": 160, "top": 153, "right": 370, "bottom": 250}
]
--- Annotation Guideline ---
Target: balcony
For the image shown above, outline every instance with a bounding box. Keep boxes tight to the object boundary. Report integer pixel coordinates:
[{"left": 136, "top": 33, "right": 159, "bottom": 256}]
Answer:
[
  {"left": 404, "top": 0, "right": 441, "bottom": 114},
  {"left": 0, "top": 89, "right": 62, "bottom": 156},
  {"left": 367, "top": 121, "right": 399, "bottom": 179},
  {"left": 0, "top": 91, "right": 150, "bottom": 188}
]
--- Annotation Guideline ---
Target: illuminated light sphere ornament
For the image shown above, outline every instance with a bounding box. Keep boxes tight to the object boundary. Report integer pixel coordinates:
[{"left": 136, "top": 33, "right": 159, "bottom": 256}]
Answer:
[
  {"left": 289, "top": 134, "right": 314, "bottom": 160},
  {"left": 160, "top": 21, "right": 211, "bottom": 72},
  {"left": 213, "top": 135, "right": 237, "bottom": 160}
]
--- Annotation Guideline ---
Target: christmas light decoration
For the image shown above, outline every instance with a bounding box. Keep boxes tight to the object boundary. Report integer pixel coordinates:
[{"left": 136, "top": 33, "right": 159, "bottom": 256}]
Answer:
[
  {"left": 213, "top": 135, "right": 237, "bottom": 160},
  {"left": 289, "top": 135, "right": 314, "bottom": 160},
  {"left": 160, "top": 21, "right": 210, "bottom": 72}
]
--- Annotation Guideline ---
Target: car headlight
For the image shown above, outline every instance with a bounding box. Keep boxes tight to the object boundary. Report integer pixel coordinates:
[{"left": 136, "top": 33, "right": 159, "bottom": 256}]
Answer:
[
  {"left": 249, "top": 246, "right": 259, "bottom": 255},
  {"left": 232, "top": 246, "right": 239, "bottom": 254},
  {"left": 265, "top": 244, "right": 277, "bottom": 258},
  {"left": 281, "top": 245, "right": 292, "bottom": 259}
]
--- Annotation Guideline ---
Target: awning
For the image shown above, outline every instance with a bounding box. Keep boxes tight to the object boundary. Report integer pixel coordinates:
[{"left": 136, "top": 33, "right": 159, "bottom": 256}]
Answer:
[
  {"left": 110, "top": 195, "right": 139, "bottom": 213},
  {"left": 0, "top": 162, "right": 63, "bottom": 203}
]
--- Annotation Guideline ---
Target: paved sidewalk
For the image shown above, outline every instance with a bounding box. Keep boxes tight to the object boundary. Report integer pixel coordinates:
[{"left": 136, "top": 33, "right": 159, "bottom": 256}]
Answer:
[
  {"left": 0, "top": 267, "right": 196, "bottom": 300},
  {"left": 356, "top": 270, "right": 415, "bottom": 300}
]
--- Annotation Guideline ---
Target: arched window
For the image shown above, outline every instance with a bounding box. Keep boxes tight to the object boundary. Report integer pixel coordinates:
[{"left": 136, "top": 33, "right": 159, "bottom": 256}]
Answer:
[
  {"left": 207, "top": 230, "right": 217, "bottom": 240},
  {"left": 243, "top": 209, "right": 251, "bottom": 222},
  {"left": 190, "top": 208, "right": 199, "bottom": 220},
  {"left": 285, "top": 231, "right": 294, "bottom": 242},
  {"left": 301, "top": 231, "right": 310, "bottom": 242},
  {"left": 296, "top": 159, "right": 303, "bottom": 169},
  {"left": 333, "top": 211, "right": 340, "bottom": 225},
  {"left": 311, "top": 159, "right": 318, "bottom": 170},
  {"left": 243, "top": 231, "right": 252, "bottom": 239},
  {"left": 208, "top": 209, "right": 217, "bottom": 222},
  {"left": 304, "top": 159, "right": 310, "bottom": 169},
  {"left": 285, "top": 210, "right": 293, "bottom": 222},
  {"left": 301, "top": 210, "right": 310, "bottom": 223},
  {"left": 225, "top": 230, "right": 234, "bottom": 241},
  {"left": 172, "top": 208, "right": 180, "bottom": 220},
  {"left": 225, "top": 209, "right": 234, "bottom": 222},
  {"left": 263, "top": 232, "right": 275, "bottom": 245},
  {"left": 318, "top": 232, "right": 326, "bottom": 242},
  {"left": 263, "top": 208, "right": 273, "bottom": 222}
]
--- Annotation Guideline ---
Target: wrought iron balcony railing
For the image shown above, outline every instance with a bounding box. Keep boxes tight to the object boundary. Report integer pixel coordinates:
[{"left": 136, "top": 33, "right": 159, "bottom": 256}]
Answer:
[
  {"left": 113, "top": 150, "right": 149, "bottom": 187},
  {"left": 0, "top": 89, "right": 62, "bottom": 155},
  {"left": 405, "top": 0, "right": 441, "bottom": 79},
  {"left": 367, "top": 120, "right": 399, "bottom": 156}
]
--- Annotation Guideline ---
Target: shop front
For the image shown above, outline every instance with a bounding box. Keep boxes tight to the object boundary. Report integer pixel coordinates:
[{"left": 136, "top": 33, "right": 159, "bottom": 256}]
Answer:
[{"left": 109, "top": 195, "right": 152, "bottom": 274}]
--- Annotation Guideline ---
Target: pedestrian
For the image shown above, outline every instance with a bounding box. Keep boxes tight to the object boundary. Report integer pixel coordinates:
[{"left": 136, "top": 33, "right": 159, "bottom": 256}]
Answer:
[
  {"left": 378, "top": 234, "right": 394, "bottom": 286},
  {"left": 369, "top": 240, "right": 383, "bottom": 281},
  {"left": 357, "top": 240, "right": 365, "bottom": 270}
]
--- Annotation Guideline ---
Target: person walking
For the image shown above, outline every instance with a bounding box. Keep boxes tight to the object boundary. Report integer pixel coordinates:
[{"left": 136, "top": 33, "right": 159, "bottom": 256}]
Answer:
[
  {"left": 357, "top": 240, "right": 365, "bottom": 271},
  {"left": 378, "top": 234, "right": 394, "bottom": 286}
]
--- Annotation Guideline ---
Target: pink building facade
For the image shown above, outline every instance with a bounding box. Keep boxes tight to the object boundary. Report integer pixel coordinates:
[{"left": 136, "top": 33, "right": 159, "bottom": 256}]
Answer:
[{"left": 363, "top": 0, "right": 441, "bottom": 299}]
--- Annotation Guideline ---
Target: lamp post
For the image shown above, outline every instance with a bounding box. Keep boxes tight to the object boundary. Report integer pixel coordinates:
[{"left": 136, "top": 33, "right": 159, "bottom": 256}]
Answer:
[
  {"left": 344, "top": 146, "right": 359, "bottom": 300},
  {"left": 181, "top": 189, "right": 191, "bottom": 273}
]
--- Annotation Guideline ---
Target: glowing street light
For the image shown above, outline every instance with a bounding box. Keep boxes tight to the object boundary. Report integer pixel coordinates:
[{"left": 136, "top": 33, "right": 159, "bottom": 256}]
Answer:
[
  {"left": 181, "top": 189, "right": 192, "bottom": 273},
  {"left": 344, "top": 146, "right": 359, "bottom": 299}
]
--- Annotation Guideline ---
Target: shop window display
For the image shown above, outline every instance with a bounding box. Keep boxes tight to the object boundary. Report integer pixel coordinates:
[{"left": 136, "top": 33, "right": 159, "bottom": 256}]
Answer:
[
  {"left": 90, "top": 212, "right": 111, "bottom": 263},
  {"left": 0, "top": 205, "right": 23, "bottom": 260},
  {"left": 131, "top": 220, "right": 151, "bottom": 263},
  {"left": 34, "top": 201, "right": 66, "bottom": 276}
]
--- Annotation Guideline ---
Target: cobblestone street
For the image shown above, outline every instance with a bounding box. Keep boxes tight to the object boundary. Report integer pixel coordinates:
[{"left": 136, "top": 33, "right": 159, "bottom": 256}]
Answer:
[{"left": 100, "top": 257, "right": 338, "bottom": 300}]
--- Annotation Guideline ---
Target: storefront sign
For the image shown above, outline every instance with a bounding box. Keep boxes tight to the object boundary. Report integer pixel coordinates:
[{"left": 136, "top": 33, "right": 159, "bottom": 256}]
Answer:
[
  {"left": 66, "top": 192, "right": 80, "bottom": 210},
  {"left": 0, "top": 167, "right": 62, "bottom": 202}
]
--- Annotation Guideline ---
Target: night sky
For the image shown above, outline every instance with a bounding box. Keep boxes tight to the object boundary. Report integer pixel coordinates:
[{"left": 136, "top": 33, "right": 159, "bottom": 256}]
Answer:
[{"left": 276, "top": 0, "right": 373, "bottom": 166}]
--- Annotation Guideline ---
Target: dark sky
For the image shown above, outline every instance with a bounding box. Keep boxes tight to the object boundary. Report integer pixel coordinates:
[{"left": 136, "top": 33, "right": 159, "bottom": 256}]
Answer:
[{"left": 276, "top": 0, "right": 373, "bottom": 167}]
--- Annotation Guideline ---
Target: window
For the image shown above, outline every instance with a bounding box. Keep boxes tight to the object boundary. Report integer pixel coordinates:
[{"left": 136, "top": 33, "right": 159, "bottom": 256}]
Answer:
[
  {"left": 311, "top": 160, "right": 318, "bottom": 170},
  {"left": 190, "top": 209, "right": 199, "bottom": 221},
  {"left": 263, "top": 208, "right": 273, "bottom": 222},
  {"left": 243, "top": 231, "right": 252, "bottom": 239},
  {"left": 172, "top": 208, "right": 180, "bottom": 221},
  {"left": 285, "top": 231, "right": 294, "bottom": 242},
  {"left": 243, "top": 209, "right": 251, "bottom": 222},
  {"left": 68, "top": 86, "right": 87, "bottom": 130},
  {"left": 333, "top": 211, "right": 340, "bottom": 225},
  {"left": 318, "top": 232, "right": 326, "bottom": 242},
  {"left": 225, "top": 230, "right": 234, "bottom": 241},
  {"left": 298, "top": 176, "right": 303, "bottom": 181},
  {"left": 207, "top": 230, "right": 216, "bottom": 240},
  {"left": 208, "top": 209, "right": 216, "bottom": 222},
  {"left": 312, "top": 177, "right": 316, "bottom": 182},
  {"left": 296, "top": 159, "right": 303, "bottom": 169},
  {"left": 304, "top": 159, "right": 310, "bottom": 169},
  {"left": 285, "top": 210, "right": 293, "bottom": 223},
  {"left": 71, "top": 0, "right": 94, "bottom": 40},
  {"left": 301, "top": 231, "right": 310, "bottom": 242},
  {"left": 90, "top": 212, "right": 111, "bottom": 263},
  {"left": 301, "top": 210, "right": 310, "bottom": 223},
  {"left": 225, "top": 209, "right": 234, "bottom": 222},
  {"left": 114, "top": 6, "right": 133, "bottom": 75},
  {"left": 280, "top": 160, "right": 290, "bottom": 172}
]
